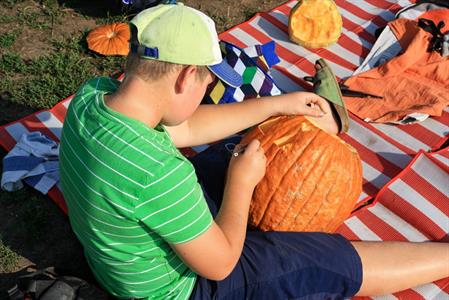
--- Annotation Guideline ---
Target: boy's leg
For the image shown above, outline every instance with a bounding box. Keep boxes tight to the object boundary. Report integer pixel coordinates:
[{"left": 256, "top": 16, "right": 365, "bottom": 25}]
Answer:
[
  {"left": 352, "top": 241, "right": 449, "bottom": 296},
  {"left": 191, "top": 231, "right": 363, "bottom": 299},
  {"left": 190, "top": 231, "right": 449, "bottom": 299}
]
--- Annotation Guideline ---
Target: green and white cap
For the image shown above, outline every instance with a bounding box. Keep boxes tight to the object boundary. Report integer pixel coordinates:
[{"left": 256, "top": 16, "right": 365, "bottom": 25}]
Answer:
[{"left": 130, "top": 3, "right": 242, "bottom": 87}]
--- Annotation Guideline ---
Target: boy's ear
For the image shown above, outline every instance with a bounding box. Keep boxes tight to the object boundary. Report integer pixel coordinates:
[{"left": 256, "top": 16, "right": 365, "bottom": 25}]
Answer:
[{"left": 175, "top": 65, "right": 198, "bottom": 94}]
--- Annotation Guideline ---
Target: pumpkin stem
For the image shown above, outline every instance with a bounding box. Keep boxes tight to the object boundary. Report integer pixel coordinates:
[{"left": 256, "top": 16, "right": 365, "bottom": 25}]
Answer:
[{"left": 107, "top": 31, "right": 117, "bottom": 39}]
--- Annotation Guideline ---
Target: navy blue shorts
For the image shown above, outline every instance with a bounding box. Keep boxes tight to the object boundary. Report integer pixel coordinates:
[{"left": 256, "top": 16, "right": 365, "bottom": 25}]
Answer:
[{"left": 188, "top": 137, "right": 363, "bottom": 300}]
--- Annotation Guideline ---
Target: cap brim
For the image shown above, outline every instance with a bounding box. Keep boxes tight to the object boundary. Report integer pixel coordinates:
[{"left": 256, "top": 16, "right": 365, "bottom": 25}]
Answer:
[{"left": 207, "top": 61, "right": 242, "bottom": 88}]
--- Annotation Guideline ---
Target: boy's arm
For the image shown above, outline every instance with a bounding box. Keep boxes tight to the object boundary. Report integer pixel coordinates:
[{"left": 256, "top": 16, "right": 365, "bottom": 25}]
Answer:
[
  {"left": 165, "top": 92, "right": 327, "bottom": 148},
  {"left": 170, "top": 140, "right": 265, "bottom": 280}
]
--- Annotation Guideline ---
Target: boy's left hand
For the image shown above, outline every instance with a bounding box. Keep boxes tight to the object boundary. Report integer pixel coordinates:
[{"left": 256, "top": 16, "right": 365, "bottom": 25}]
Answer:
[{"left": 274, "top": 92, "right": 328, "bottom": 117}]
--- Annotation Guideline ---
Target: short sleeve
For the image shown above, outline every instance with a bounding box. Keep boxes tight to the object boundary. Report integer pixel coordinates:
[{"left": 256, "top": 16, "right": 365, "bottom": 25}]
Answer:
[{"left": 135, "top": 156, "right": 213, "bottom": 244}]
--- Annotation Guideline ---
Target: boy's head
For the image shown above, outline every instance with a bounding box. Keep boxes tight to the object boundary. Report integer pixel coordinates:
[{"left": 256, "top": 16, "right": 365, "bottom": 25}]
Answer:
[{"left": 127, "top": 3, "right": 242, "bottom": 87}]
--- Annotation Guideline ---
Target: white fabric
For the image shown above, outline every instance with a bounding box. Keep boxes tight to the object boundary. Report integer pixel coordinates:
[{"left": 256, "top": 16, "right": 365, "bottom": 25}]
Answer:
[{"left": 1, "top": 132, "right": 59, "bottom": 194}]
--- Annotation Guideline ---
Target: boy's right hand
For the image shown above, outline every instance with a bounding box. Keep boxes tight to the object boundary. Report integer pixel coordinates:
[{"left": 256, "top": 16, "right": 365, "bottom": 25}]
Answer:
[
  {"left": 227, "top": 139, "right": 266, "bottom": 188},
  {"left": 171, "top": 141, "right": 266, "bottom": 281}
]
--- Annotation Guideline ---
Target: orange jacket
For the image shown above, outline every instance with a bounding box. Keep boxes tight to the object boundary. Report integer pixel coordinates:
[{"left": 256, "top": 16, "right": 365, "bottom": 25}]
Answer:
[{"left": 343, "top": 10, "right": 449, "bottom": 123}]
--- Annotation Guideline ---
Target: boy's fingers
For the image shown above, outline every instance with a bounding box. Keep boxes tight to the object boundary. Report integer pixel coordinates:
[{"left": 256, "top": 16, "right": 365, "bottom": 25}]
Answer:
[
  {"left": 245, "top": 139, "right": 261, "bottom": 153},
  {"left": 304, "top": 105, "right": 325, "bottom": 117},
  {"left": 312, "top": 96, "right": 329, "bottom": 114}
]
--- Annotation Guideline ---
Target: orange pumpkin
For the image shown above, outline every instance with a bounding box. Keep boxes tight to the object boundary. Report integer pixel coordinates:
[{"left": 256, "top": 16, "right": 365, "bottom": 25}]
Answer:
[
  {"left": 241, "top": 116, "right": 362, "bottom": 233},
  {"left": 87, "top": 23, "right": 130, "bottom": 56},
  {"left": 288, "top": 0, "right": 343, "bottom": 48}
]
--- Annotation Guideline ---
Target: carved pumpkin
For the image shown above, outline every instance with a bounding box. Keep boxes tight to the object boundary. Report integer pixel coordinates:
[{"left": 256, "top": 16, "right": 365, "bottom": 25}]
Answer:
[
  {"left": 241, "top": 116, "right": 362, "bottom": 232},
  {"left": 288, "top": 0, "right": 343, "bottom": 48},
  {"left": 87, "top": 23, "right": 130, "bottom": 56}
]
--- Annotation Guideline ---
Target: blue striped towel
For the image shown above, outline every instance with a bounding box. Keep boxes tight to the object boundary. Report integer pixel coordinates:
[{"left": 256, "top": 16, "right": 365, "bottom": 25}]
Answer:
[{"left": 1, "top": 132, "right": 59, "bottom": 194}]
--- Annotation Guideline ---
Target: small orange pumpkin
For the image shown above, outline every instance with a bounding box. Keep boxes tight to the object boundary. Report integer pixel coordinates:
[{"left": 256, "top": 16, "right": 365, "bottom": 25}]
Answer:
[
  {"left": 241, "top": 116, "right": 362, "bottom": 233},
  {"left": 86, "top": 23, "right": 130, "bottom": 56},
  {"left": 288, "top": 0, "right": 343, "bottom": 48}
]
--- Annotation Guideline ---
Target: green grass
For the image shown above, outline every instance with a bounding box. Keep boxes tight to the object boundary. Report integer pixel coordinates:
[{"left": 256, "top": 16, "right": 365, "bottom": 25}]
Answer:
[
  {"left": 0, "top": 0, "right": 126, "bottom": 111},
  {"left": 0, "top": 15, "right": 15, "bottom": 23},
  {"left": 0, "top": 238, "right": 20, "bottom": 273},
  {"left": 0, "top": 189, "right": 51, "bottom": 272},
  {"left": 0, "top": 53, "right": 26, "bottom": 73},
  {"left": 11, "top": 0, "right": 63, "bottom": 28},
  {"left": 3, "top": 0, "right": 22, "bottom": 8},
  {"left": 243, "top": 6, "right": 261, "bottom": 20},
  {"left": 0, "top": 30, "right": 20, "bottom": 48},
  {"left": 0, "top": 0, "right": 125, "bottom": 275},
  {"left": 0, "top": 34, "right": 125, "bottom": 109}
]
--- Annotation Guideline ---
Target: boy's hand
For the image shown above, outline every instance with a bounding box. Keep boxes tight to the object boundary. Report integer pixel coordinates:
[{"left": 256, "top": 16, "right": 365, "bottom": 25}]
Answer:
[
  {"left": 227, "top": 139, "right": 266, "bottom": 188},
  {"left": 275, "top": 92, "right": 328, "bottom": 117}
]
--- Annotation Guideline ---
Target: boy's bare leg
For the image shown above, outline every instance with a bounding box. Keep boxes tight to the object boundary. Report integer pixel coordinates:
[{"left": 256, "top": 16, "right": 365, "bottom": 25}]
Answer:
[
  {"left": 306, "top": 99, "right": 340, "bottom": 135},
  {"left": 352, "top": 241, "right": 449, "bottom": 296}
]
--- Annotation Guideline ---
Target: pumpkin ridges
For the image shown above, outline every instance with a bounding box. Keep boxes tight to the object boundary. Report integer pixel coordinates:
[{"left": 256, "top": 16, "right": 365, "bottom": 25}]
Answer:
[
  {"left": 246, "top": 115, "right": 362, "bottom": 232},
  {"left": 322, "top": 143, "right": 351, "bottom": 232},
  {"left": 261, "top": 117, "right": 301, "bottom": 146},
  {"left": 302, "top": 140, "right": 345, "bottom": 231},
  {"left": 86, "top": 23, "right": 130, "bottom": 56},
  {"left": 106, "top": 39, "right": 116, "bottom": 54},
  {"left": 244, "top": 119, "right": 282, "bottom": 226},
  {"left": 257, "top": 116, "right": 282, "bottom": 135},
  {"left": 244, "top": 116, "right": 305, "bottom": 226},
  {"left": 246, "top": 116, "right": 286, "bottom": 152},
  {"left": 264, "top": 127, "right": 327, "bottom": 230},
  {"left": 299, "top": 179, "right": 337, "bottom": 231},
  {"left": 113, "top": 34, "right": 129, "bottom": 45},
  {"left": 108, "top": 30, "right": 130, "bottom": 56},
  {"left": 264, "top": 139, "right": 286, "bottom": 167},
  {"left": 274, "top": 130, "right": 335, "bottom": 231},
  {"left": 333, "top": 150, "right": 363, "bottom": 231},
  {"left": 113, "top": 26, "right": 132, "bottom": 43},
  {"left": 258, "top": 117, "right": 301, "bottom": 151},
  {"left": 248, "top": 144, "right": 285, "bottom": 226},
  {"left": 291, "top": 134, "right": 339, "bottom": 231},
  {"left": 243, "top": 117, "right": 312, "bottom": 226},
  {"left": 265, "top": 117, "right": 309, "bottom": 165},
  {"left": 321, "top": 141, "right": 349, "bottom": 232},
  {"left": 322, "top": 143, "right": 360, "bottom": 232},
  {"left": 258, "top": 124, "right": 320, "bottom": 229}
]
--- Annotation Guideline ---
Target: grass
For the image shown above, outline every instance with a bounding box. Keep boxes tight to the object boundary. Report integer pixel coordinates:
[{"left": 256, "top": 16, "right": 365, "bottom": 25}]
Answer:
[
  {"left": 0, "top": 0, "right": 126, "bottom": 110},
  {"left": 0, "top": 0, "right": 126, "bottom": 274},
  {"left": 0, "top": 15, "right": 15, "bottom": 23},
  {"left": 0, "top": 239, "right": 20, "bottom": 273},
  {"left": 1, "top": 30, "right": 125, "bottom": 110},
  {"left": 0, "top": 31, "right": 20, "bottom": 48},
  {"left": 10, "top": 38, "right": 122, "bottom": 108},
  {"left": 0, "top": 184, "right": 51, "bottom": 239},
  {"left": 243, "top": 5, "right": 261, "bottom": 20}
]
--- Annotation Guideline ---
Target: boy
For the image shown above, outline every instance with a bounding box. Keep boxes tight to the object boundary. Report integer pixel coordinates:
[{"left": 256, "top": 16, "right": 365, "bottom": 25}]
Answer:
[{"left": 60, "top": 4, "right": 449, "bottom": 299}]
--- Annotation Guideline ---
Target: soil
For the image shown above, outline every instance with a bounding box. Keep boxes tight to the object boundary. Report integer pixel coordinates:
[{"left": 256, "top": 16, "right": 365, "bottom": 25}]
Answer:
[{"left": 0, "top": 0, "right": 284, "bottom": 297}]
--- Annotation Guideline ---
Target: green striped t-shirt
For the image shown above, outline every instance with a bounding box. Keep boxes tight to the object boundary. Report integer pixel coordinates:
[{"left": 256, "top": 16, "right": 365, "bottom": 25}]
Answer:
[{"left": 60, "top": 77, "right": 213, "bottom": 299}]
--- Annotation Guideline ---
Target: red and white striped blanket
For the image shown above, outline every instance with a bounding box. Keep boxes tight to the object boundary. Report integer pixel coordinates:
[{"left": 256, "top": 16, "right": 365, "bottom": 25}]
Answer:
[{"left": 1, "top": 0, "right": 448, "bottom": 298}]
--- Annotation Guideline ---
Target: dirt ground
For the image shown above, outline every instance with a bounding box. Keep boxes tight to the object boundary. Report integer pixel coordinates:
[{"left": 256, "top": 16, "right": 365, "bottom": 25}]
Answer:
[{"left": 0, "top": 0, "right": 284, "bottom": 297}]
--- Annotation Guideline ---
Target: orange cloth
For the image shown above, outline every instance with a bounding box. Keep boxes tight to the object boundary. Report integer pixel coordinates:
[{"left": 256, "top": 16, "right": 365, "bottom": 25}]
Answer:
[{"left": 343, "top": 10, "right": 449, "bottom": 123}]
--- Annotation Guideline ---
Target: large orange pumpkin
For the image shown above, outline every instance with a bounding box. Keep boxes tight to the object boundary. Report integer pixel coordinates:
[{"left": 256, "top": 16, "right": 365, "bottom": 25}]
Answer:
[
  {"left": 241, "top": 116, "right": 362, "bottom": 233},
  {"left": 87, "top": 23, "right": 130, "bottom": 56},
  {"left": 289, "top": 0, "right": 343, "bottom": 48}
]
